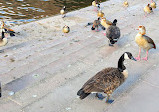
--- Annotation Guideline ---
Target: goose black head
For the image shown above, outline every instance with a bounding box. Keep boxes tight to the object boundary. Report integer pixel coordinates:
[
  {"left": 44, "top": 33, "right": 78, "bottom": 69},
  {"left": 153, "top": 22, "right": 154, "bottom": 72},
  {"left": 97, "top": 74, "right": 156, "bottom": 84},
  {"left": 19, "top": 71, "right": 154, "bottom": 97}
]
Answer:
[
  {"left": 124, "top": 52, "right": 136, "bottom": 61},
  {"left": 112, "top": 19, "right": 117, "bottom": 26},
  {"left": 63, "top": 6, "right": 66, "bottom": 10}
]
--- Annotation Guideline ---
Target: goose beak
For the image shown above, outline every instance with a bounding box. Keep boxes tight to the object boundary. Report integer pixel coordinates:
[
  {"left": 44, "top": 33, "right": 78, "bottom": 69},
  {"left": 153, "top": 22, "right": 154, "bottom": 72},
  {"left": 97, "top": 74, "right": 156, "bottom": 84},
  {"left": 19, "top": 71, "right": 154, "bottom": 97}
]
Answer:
[
  {"left": 131, "top": 56, "right": 137, "bottom": 61},
  {"left": 136, "top": 28, "right": 139, "bottom": 30}
]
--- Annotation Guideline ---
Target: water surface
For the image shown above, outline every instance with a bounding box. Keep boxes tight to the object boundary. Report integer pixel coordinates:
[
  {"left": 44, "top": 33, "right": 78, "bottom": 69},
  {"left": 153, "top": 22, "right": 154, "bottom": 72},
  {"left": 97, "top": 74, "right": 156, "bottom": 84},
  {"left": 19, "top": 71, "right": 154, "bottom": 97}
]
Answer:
[{"left": 0, "top": 0, "right": 106, "bottom": 25}]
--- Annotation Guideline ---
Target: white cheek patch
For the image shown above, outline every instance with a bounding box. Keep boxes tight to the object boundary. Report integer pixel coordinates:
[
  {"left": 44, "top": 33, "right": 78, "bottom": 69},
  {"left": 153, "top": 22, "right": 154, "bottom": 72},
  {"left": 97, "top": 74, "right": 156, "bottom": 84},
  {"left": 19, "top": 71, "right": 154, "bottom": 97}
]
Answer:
[{"left": 124, "top": 53, "right": 129, "bottom": 60}]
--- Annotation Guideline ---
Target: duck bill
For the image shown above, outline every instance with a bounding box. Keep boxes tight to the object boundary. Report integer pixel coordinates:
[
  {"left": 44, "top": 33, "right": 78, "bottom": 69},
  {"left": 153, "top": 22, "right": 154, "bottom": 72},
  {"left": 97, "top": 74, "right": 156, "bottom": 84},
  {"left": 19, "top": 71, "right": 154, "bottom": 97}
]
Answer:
[{"left": 131, "top": 56, "right": 137, "bottom": 61}]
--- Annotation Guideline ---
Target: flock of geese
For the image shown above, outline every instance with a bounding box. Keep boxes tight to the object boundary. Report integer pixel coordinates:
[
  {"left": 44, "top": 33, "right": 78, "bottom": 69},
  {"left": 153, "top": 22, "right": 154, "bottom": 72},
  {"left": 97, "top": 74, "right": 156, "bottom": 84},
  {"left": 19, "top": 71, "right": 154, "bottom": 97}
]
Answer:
[
  {"left": 0, "top": 0, "right": 157, "bottom": 103},
  {"left": 78, "top": 0, "right": 157, "bottom": 104}
]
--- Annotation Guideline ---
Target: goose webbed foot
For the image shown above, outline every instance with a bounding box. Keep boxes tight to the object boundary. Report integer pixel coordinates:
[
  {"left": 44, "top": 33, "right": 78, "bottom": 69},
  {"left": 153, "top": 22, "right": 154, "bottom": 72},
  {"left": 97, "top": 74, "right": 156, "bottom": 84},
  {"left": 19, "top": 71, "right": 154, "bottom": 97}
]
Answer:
[
  {"left": 96, "top": 93, "right": 105, "bottom": 100},
  {"left": 142, "top": 57, "right": 148, "bottom": 61},
  {"left": 108, "top": 40, "right": 114, "bottom": 47},
  {"left": 135, "top": 56, "right": 140, "bottom": 61},
  {"left": 106, "top": 95, "right": 114, "bottom": 104}
]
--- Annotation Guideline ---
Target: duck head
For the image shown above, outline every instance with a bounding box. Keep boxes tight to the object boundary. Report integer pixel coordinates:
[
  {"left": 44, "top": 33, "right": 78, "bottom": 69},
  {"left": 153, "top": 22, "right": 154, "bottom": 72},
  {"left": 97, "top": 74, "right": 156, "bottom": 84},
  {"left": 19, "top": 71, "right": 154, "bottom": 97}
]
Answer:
[{"left": 137, "top": 25, "right": 146, "bottom": 35}]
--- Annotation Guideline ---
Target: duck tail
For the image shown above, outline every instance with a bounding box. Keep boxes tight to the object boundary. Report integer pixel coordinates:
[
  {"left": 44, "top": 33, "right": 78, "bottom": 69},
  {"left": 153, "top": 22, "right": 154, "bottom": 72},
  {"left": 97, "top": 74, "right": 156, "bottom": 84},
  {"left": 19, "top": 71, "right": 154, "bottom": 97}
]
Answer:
[
  {"left": 77, "top": 88, "right": 90, "bottom": 99},
  {"left": 153, "top": 43, "right": 156, "bottom": 49}
]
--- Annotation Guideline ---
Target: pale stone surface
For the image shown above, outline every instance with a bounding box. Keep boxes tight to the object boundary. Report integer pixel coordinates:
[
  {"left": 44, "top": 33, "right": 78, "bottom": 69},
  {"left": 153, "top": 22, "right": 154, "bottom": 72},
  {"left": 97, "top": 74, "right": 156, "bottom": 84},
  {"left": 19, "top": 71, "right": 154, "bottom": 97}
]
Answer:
[{"left": 0, "top": 0, "right": 159, "bottom": 112}]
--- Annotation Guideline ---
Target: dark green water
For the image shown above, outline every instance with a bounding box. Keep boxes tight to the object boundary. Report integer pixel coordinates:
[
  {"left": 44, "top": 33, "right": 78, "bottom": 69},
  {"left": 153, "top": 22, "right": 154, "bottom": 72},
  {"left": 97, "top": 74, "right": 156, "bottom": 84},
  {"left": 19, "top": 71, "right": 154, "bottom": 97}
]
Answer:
[{"left": 0, "top": 0, "right": 106, "bottom": 25}]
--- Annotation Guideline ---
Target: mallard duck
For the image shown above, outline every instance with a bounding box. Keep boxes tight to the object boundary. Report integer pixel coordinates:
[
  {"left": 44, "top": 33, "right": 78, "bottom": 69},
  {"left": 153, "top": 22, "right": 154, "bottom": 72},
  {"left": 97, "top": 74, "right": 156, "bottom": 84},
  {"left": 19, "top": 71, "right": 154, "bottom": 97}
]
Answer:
[
  {"left": 91, "top": 18, "right": 100, "bottom": 32},
  {"left": 100, "top": 17, "right": 112, "bottom": 29},
  {"left": 123, "top": 1, "right": 129, "bottom": 7},
  {"left": 1, "top": 20, "right": 16, "bottom": 37},
  {"left": 62, "top": 25, "right": 70, "bottom": 33},
  {"left": 144, "top": 4, "right": 153, "bottom": 14},
  {"left": 135, "top": 26, "right": 156, "bottom": 61},
  {"left": 60, "top": 6, "right": 66, "bottom": 18},
  {"left": 77, "top": 52, "right": 136, "bottom": 103},
  {"left": 97, "top": 9, "right": 104, "bottom": 18},
  {"left": 106, "top": 19, "right": 120, "bottom": 46},
  {"left": 150, "top": 0, "right": 156, "bottom": 9}
]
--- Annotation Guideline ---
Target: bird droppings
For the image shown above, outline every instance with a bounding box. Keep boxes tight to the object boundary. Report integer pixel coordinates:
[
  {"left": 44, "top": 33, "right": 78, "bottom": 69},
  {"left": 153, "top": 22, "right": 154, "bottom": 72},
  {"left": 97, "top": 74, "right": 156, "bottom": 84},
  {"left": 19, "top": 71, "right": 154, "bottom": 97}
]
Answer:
[
  {"left": 10, "top": 58, "right": 15, "bottom": 62},
  {"left": 32, "top": 74, "right": 39, "bottom": 78},
  {"left": 9, "top": 91, "right": 15, "bottom": 96},
  {"left": 4, "top": 55, "right": 8, "bottom": 57},
  {"left": 32, "top": 95, "right": 37, "bottom": 98},
  {"left": 65, "top": 107, "right": 71, "bottom": 111}
]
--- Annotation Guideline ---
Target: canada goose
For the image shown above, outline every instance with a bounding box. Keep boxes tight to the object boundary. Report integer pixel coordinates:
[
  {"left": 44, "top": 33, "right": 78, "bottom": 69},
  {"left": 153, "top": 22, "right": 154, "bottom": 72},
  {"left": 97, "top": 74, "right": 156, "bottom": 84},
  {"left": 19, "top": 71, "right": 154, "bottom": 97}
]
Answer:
[
  {"left": 1, "top": 20, "right": 16, "bottom": 37},
  {"left": 144, "top": 4, "right": 153, "bottom": 16},
  {"left": 123, "top": 1, "right": 129, "bottom": 7},
  {"left": 135, "top": 26, "right": 156, "bottom": 61},
  {"left": 60, "top": 6, "right": 66, "bottom": 18},
  {"left": 62, "top": 25, "right": 70, "bottom": 33},
  {"left": 100, "top": 17, "right": 112, "bottom": 29},
  {"left": 106, "top": 19, "right": 120, "bottom": 46},
  {"left": 77, "top": 52, "right": 136, "bottom": 103},
  {"left": 0, "top": 29, "right": 8, "bottom": 47},
  {"left": 150, "top": 0, "right": 156, "bottom": 9},
  {"left": 97, "top": 9, "right": 104, "bottom": 18},
  {"left": 91, "top": 18, "right": 100, "bottom": 32}
]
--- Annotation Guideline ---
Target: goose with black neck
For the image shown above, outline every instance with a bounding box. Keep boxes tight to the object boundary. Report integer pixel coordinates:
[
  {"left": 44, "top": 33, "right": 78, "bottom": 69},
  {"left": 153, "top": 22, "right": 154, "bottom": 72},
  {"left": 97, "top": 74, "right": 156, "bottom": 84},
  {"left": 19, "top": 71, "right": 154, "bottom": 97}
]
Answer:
[{"left": 77, "top": 52, "right": 136, "bottom": 104}]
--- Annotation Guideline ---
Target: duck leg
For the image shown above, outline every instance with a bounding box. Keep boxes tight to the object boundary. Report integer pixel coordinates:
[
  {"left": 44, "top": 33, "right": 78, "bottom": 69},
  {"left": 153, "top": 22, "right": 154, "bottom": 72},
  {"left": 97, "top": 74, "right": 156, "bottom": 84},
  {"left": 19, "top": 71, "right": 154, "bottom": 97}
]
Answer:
[
  {"left": 135, "top": 48, "right": 141, "bottom": 60},
  {"left": 96, "top": 93, "right": 105, "bottom": 100},
  {"left": 106, "top": 94, "right": 114, "bottom": 104},
  {"left": 103, "top": 32, "right": 106, "bottom": 36},
  {"left": 142, "top": 50, "right": 148, "bottom": 61}
]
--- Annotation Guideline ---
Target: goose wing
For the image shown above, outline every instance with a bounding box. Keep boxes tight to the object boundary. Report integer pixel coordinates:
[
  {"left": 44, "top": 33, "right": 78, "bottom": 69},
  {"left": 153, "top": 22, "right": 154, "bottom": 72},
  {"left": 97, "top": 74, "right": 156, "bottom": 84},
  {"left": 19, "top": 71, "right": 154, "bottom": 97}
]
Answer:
[
  {"left": 106, "top": 26, "right": 120, "bottom": 40},
  {"left": 143, "top": 35, "right": 156, "bottom": 49},
  {"left": 82, "top": 68, "right": 123, "bottom": 93}
]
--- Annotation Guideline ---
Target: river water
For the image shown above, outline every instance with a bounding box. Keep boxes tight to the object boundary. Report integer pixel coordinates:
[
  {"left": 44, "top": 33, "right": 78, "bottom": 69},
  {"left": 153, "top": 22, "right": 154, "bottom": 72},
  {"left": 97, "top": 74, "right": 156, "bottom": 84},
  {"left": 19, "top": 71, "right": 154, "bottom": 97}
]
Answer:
[{"left": 0, "top": 0, "right": 106, "bottom": 25}]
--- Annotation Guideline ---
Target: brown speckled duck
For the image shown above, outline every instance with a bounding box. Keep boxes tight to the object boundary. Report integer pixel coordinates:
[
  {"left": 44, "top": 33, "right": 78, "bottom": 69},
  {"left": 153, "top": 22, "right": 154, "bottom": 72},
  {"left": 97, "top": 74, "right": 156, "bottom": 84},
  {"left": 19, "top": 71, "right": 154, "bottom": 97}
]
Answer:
[
  {"left": 62, "top": 25, "right": 70, "bottom": 33},
  {"left": 77, "top": 52, "right": 136, "bottom": 103},
  {"left": 106, "top": 19, "right": 120, "bottom": 46},
  {"left": 135, "top": 26, "right": 156, "bottom": 61},
  {"left": 150, "top": 0, "right": 156, "bottom": 9}
]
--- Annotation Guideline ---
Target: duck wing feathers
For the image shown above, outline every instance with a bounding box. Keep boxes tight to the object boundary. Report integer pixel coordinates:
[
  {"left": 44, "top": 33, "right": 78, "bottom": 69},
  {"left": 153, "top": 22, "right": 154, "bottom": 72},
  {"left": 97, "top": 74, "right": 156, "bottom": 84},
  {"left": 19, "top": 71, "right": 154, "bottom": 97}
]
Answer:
[
  {"left": 82, "top": 67, "right": 125, "bottom": 94},
  {"left": 106, "top": 26, "right": 120, "bottom": 40},
  {"left": 143, "top": 35, "right": 156, "bottom": 49},
  {"left": 106, "top": 20, "right": 112, "bottom": 25}
]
